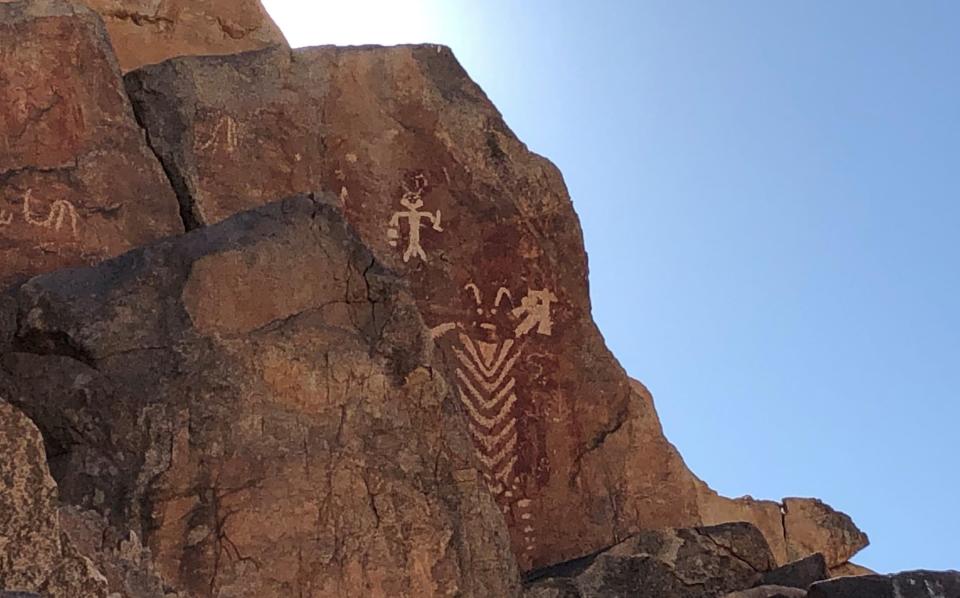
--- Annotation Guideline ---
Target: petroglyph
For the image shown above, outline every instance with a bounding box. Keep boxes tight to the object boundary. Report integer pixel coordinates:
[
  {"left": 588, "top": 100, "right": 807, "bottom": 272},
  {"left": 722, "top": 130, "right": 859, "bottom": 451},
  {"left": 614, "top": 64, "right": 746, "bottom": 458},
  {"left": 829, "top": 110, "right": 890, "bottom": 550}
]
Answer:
[
  {"left": 432, "top": 282, "right": 558, "bottom": 555},
  {"left": 0, "top": 209, "right": 12, "bottom": 226},
  {"left": 196, "top": 114, "right": 241, "bottom": 153},
  {"left": 387, "top": 174, "right": 443, "bottom": 262},
  {"left": 513, "top": 288, "right": 558, "bottom": 337},
  {"left": 21, "top": 190, "right": 79, "bottom": 237}
]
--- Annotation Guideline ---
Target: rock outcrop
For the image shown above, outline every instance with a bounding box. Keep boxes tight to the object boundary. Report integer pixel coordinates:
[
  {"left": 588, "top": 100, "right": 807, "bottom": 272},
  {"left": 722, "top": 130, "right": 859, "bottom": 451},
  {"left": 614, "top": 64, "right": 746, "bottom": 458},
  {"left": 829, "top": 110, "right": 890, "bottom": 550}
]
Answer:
[
  {"left": 0, "top": 400, "right": 107, "bottom": 597},
  {"left": 759, "top": 554, "right": 829, "bottom": 589},
  {"left": 807, "top": 571, "right": 960, "bottom": 597},
  {"left": 1, "top": 0, "right": 922, "bottom": 594},
  {"left": 121, "top": 41, "right": 870, "bottom": 572},
  {"left": 0, "top": 0, "right": 286, "bottom": 72},
  {"left": 0, "top": 0, "right": 183, "bottom": 288},
  {"left": 524, "top": 522, "right": 777, "bottom": 598},
  {"left": 0, "top": 195, "right": 521, "bottom": 597}
]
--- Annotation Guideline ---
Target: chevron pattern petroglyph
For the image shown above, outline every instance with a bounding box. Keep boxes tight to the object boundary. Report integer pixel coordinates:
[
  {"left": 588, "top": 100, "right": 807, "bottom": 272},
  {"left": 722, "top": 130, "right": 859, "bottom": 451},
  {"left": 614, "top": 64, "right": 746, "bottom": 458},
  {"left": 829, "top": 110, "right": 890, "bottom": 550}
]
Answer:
[{"left": 453, "top": 332, "right": 522, "bottom": 497}]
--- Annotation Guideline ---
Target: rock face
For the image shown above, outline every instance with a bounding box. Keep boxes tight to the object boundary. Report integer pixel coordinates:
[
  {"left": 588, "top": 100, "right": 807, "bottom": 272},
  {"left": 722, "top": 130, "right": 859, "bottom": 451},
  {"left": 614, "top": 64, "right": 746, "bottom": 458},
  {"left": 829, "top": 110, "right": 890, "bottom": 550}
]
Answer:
[
  {"left": 0, "top": 400, "right": 107, "bottom": 597},
  {"left": 0, "top": 0, "right": 183, "bottom": 288},
  {"left": 123, "top": 40, "right": 836, "bottom": 571},
  {"left": 759, "top": 553, "right": 829, "bottom": 589},
  {"left": 807, "top": 571, "right": 960, "bottom": 598},
  {"left": 0, "top": 0, "right": 286, "bottom": 72},
  {"left": 783, "top": 498, "right": 869, "bottom": 568},
  {"left": 0, "top": 195, "right": 521, "bottom": 597},
  {"left": 524, "top": 522, "right": 777, "bottom": 598},
  {"left": 0, "top": 0, "right": 881, "bottom": 590}
]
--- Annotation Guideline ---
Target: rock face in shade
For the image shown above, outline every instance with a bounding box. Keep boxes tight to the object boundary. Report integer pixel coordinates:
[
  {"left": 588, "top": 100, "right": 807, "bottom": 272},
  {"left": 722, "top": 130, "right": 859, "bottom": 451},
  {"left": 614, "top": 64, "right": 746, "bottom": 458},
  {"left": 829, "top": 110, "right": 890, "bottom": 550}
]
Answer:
[
  {"left": 0, "top": 195, "right": 521, "bottom": 597},
  {"left": 0, "top": 0, "right": 287, "bottom": 72},
  {"left": 0, "top": 0, "right": 183, "bottom": 289},
  {"left": 807, "top": 571, "right": 960, "bottom": 598},
  {"left": 0, "top": 400, "right": 107, "bottom": 597},
  {"left": 58, "top": 506, "right": 173, "bottom": 598},
  {"left": 723, "top": 587, "right": 807, "bottom": 598},
  {"left": 123, "top": 42, "right": 869, "bottom": 572},
  {"left": 523, "top": 523, "right": 777, "bottom": 598},
  {"left": 759, "top": 553, "right": 829, "bottom": 589}
]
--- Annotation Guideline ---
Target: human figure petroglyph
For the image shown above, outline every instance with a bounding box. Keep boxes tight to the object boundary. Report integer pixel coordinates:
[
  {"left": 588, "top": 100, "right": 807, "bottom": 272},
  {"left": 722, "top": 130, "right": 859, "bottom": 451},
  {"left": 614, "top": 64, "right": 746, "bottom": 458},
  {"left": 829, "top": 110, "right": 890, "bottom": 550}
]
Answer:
[
  {"left": 196, "top": 114, "right": 241, "bottom": 153},
  {"left": 387, "top": 174, "right": 443, "bottom": 262},
  {"left": 21, "top": 190, "right": 79, "bottom": 237}
]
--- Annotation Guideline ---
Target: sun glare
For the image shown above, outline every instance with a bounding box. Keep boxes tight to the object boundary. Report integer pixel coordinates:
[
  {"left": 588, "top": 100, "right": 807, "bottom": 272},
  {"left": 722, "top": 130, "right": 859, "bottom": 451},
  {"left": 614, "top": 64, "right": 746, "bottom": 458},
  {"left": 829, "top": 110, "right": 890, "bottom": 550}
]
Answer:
[{"left": 260, "top": 0, "right": 442, "bottom": 48}]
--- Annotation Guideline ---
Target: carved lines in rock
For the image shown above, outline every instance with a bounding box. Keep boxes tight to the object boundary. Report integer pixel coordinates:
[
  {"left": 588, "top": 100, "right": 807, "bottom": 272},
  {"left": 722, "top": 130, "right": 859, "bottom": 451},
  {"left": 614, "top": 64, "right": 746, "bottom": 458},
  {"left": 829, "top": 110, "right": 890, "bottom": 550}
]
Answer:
[
  {"left": 387, "top": 173, "right": 443, "bottom": 262},
  {"left": 453, "top": 332, "right": 521, "bottom": 496},
  {"left": 195, "top": 114, "right": 241, "bottom": 153},
  {"left": 1, "top": 189, "right": 80, "bottom": 238}
]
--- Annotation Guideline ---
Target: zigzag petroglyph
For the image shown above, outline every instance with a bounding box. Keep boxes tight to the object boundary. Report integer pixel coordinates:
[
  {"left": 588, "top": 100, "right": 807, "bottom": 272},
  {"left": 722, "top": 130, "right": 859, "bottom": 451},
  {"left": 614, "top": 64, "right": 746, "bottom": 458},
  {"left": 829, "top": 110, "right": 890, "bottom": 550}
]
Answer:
[{"left": 433, "top": 283, "right": 558, "bottom": 555}]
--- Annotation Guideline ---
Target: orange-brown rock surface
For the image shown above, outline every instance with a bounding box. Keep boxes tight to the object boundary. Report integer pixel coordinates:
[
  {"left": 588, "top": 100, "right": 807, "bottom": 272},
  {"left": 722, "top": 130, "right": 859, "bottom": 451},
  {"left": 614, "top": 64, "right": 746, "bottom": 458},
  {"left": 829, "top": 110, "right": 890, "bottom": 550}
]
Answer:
[
  {"left": 0, "top": 195, "right": 521, "bottom": 597},
  {"left": 0, "top": 0, "right": 286, "bottom": 72},
  {"left": 123, "top": 43, "right": 869, "bottom": 572},
  {"left": 0, "top": 0, "right": 183, "bottom": 288},
  {"left": 0, "top": 400, "right": 107, "bottom": 597},
  {"left": 0, "top": 3, "right": 883, "bottom": 595}
]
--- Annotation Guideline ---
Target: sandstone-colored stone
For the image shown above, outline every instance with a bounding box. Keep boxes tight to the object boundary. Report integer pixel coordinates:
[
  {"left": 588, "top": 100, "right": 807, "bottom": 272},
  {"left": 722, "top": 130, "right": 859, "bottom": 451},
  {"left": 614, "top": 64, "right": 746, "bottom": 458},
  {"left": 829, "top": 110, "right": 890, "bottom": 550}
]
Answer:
[
  {"left": 697, "top": 483, "right": 789, "bottom": 565},
  {"left": 0, "top": 0, "right": 286, "bottom": 72},
  {"left": 0, "top": 400, "right": 107, "bottom": 597},
  {"left": 0, "top": 195, "right": 520, "bottom": 597},
  {"left": 783, "top": 498, "right": 869, "bottom": 568},
  {"left": 0, "top": 0, "right": 182, "bottom": 289},
  {"left": 525, "top": 522, "right": 777, "bottom": 598},
  {"left": 829, "top": 562, "right": 876, "bottom": 578},
  {"left": 122, "top": 42, "right": 753, "bottom": 571}
]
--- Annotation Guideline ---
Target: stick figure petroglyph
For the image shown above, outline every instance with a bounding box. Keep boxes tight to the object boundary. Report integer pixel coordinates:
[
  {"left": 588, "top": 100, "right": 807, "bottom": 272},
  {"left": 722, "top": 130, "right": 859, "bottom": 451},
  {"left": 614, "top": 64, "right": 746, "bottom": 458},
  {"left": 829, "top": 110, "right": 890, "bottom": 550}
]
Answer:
[
  {"left": 22, "top": 190, "right": 79, "bottom": 237},
  {"left": 388, "top": 174, "right": 443, "bottom": 262}
]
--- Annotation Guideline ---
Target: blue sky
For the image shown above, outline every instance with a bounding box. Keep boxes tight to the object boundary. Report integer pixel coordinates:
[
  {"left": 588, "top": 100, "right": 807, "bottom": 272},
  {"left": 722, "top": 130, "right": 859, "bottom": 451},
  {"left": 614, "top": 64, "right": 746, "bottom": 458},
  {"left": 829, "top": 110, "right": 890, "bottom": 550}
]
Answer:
[{"left": 262, "top": 0, "right": 960, "bottom": 573}]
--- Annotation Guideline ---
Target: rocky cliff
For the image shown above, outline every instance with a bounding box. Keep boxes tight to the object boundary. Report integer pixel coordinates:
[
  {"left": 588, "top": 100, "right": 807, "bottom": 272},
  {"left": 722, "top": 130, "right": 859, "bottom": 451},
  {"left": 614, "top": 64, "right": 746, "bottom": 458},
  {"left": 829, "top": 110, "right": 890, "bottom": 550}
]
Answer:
[{"left": 0, "top": 1, "right": 953, "bottom": 597}]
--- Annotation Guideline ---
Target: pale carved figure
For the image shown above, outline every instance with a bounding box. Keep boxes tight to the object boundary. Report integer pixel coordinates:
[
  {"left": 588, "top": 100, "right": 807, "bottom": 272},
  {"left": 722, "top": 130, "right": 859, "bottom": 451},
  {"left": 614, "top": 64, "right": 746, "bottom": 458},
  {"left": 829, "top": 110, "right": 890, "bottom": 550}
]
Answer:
[
  {"left": 22, "top": 190, "right": 79, "bottom": 237},
  {"left": 0, "top": 209, "right": 12, "bottom": 226},
  {"left": 388, "top": 174, "right": 443, "bottom": 262},
  {"left": 513, "top": 289, "right": 559, "bottom": 337},
  {"left": 196, "top": 114, "right": 241, "bottom": 153}
]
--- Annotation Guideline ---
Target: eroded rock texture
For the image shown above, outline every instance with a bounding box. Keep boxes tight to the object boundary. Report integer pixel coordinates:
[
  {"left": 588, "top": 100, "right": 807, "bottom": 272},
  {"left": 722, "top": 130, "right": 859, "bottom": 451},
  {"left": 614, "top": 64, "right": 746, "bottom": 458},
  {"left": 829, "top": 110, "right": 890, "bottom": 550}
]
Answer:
[
  {"left": 524, "top": 522, "right": 777, "bottom": 598},
  {"left": 0, "top": 195, "right": 521, "bottom": 597},
  {"left": 122, "top": 41, "right": 719, "bottom": 571},
  {"left": 807, "top": 570, "right": 960, "bottom": 598},
  {"left": 0, "top": 0, "right": 183, "bottom": 288},
  {"left": 123, "top": 41, "right": 871, "bottom": 573},
  {"left": 0, "top": 0, "right": 286, "bottom": 72},
  {"left": 0, "top": 400, "right": 107, "bottom": 597}
]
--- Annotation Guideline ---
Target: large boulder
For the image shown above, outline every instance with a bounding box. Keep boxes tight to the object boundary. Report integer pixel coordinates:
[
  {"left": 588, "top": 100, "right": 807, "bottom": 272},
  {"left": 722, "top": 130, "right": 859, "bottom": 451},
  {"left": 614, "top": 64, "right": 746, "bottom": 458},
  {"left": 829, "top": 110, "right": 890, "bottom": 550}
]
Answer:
[
  {"left": 0, "top": 0, "right": 183, "bottom": 289},
  {"left": 122, "top": 39, "right": 852, "bottom": 571},
  {"left": 807, "top": 570, "right": 960, "bottom": 598},
  {"left": 524, "top": 522, "right": 777, "bottom": 598},
  {"left": 759, "top": 553, "right": 829, "bottom": 589},
  {"left": 783, "top": 498, "right": 869, "bottom": 568},
  {"left": 0, "top": 194, "right": 521, "bottom": 597},
  {"left": 0, "top": 400, "right": 107, "bottom": 597}
]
